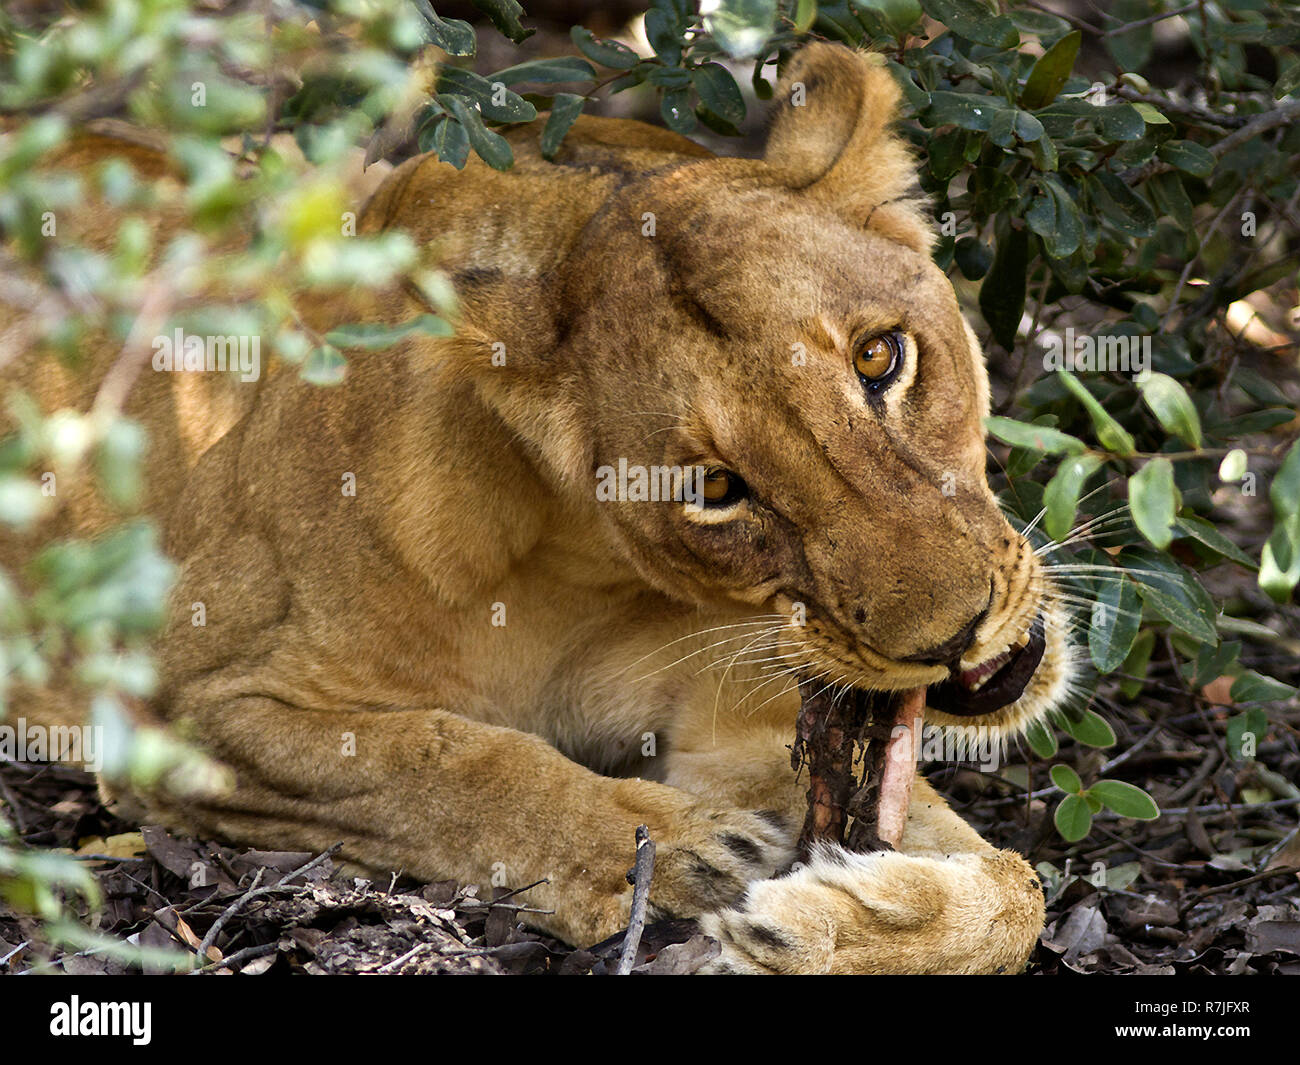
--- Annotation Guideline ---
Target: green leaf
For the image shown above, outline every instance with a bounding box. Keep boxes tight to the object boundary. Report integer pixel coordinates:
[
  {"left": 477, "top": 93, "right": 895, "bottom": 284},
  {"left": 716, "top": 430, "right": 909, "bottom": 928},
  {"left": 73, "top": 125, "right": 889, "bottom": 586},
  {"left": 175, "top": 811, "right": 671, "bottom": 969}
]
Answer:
[
  {"left": 470, "top": 0, "right": 534, "bottom": 44},
  {"left": 1136, "top": 371, "right": 1202, "bottom": 448},
  {"left": 1219, "top": 449, "right": 1248, "bottom": 482},
  {"left": 1044, "top": 453, "right": 1104, "bottom": 541},
  {"left": 1118, "top": 628, "right": 1156, "bottom": 699},
  {"left": 1059, "top": 708, "right": 1116, "bottom": 748},
  {"left": 541, "top": 93, "right": 585, "bottom": 160},
  {"left": 979, "top": 224, "right": 1028, "bottom": 350},
  {"left": 1260, "top": 518, "right": 1300, "bottom": 602},
  {"left": 436, "top": 68, "right": 537, "bottom": 123},
  {"left": 1050, "top": 763, "right": 1082, "bottom": 794},
  {"left": 985, "top": 416, "right": 1086, "bottom": 455},
  {"left": 570, "top": 26, "right": 640, "bottom": 70},
  {"left": 1025, "top": 176, "right": 1082, "bottom": 259},
  {"left": 1089, "top": 573, "right": 1141, "bottom": 673},
  {"left": 1054, "top": 793, "right": 1093, "bottom": 842},
  {"left": 1131, "top": 101, "right": 1169, "bottom": 125},
  {"left": 953, "top": 235, "right": 991, "bottom": 280},
  {"left": 415, "top": 4, "right": 476, "bottom": 56},
  {"left": 1122, "top": 549, "right": 1219, "bottom": 645},
  {"left": 325, "top": 315, "right": 452, "bottom": 350},
  {"left": 1129, "top": 457, "right": 1179, "bottom": 550},
  {"left": 1175, "top": 516, "right": 1257, "bottom": 570},
  {"left": 1157, "top": 139, "right": 1217, "bottom": 179},
  {"left": 1226, "top": 708, "right": 1267, "bottom": 759},
  {"left": 920, "top": 0, "right": 1018, "bottom": 47},
  {"left": 924, "top": 91, "right": 1005, "bottom": 132},
  {"left": 1269, "top": 438, "right": 1300, "bottom": 519},
  {"left": 702, "top": 0, "right": 779, "bottom": 59},
  {"left": 1230, "top": 670, "right": 1297, "bottom": 704},
  {"left": 660, "top": 87, "right": 696, "bottom": 134},
  {"left": 1057, "top": 370, "right": 1136, "bottom": 456},
  {"left": 441, "top": 95, "right": 514, "bottom": 171},
  {"left": 1096, "top": 103, "right": 1145, "bottom": 142},
  {"left": 793, "top": 0, "right": 820, "bottom": 34},
  {"left": 490, "top": 57, "right": 596, "bottom": 86},
  {"left": 301, "top": 345, "right": 347, "bottom": 386},
  {"left": 693, "top": 63, "right": 746, "bottom": 126},
  {"left": 1089, "top": 780, "right": 1159, "bottom": 820},
  {"left": 1021, "top": 30, "right": 1081, "bottom": 109},
  {"left": 1104, "top": 0, "right": 1154, "bottom": 71},
  {"left": 431, "top": 115, "right": 469, "bottom": 169},
  {"left": 1025, "top": 717, "right": 1058, "bottom": 758},
  {"left": 1089, "top": 171, "right": 1156, "bottom": 238}
]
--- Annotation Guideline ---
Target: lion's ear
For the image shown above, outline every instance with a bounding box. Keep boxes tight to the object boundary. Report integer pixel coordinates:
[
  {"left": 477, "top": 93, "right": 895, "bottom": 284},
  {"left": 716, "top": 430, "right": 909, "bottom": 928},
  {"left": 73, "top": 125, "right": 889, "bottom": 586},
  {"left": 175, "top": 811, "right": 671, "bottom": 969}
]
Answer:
[{"left": 763, "top": 44, "right": 931, "bottom": 253}]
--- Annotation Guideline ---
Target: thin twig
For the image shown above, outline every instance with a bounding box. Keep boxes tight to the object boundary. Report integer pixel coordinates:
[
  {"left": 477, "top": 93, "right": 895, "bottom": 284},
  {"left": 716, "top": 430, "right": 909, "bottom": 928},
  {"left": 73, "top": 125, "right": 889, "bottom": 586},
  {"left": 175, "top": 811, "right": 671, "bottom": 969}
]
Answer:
[
  {"left": 615, "top": 825, "right": 656, "bottom": 976},
  {"left": 193, "top": 842, "right": 342, "bottom": 961}
]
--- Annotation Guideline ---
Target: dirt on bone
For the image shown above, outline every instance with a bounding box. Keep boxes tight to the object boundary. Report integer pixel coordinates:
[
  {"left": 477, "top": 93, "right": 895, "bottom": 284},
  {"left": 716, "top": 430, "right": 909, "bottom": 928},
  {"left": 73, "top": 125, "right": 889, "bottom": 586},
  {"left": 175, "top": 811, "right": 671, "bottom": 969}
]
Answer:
[{"left": 792, "top": 680, "right": 925, "bottom": 860}]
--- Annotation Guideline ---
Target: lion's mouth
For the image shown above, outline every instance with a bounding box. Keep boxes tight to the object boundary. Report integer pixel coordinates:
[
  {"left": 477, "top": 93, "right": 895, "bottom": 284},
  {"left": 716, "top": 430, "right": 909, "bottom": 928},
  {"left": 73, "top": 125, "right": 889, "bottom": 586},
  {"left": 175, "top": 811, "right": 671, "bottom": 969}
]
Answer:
[{"left": 925, "top": 614, "right": 1046, "bottom": 717}]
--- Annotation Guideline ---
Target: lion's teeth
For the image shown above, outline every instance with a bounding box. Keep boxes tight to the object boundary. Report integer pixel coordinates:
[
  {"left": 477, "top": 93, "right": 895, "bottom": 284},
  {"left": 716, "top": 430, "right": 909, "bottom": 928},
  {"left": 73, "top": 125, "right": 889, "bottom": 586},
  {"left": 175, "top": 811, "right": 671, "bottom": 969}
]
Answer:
[{"left": 1013, "top": 630, "right": 1031, "bottom": 649}]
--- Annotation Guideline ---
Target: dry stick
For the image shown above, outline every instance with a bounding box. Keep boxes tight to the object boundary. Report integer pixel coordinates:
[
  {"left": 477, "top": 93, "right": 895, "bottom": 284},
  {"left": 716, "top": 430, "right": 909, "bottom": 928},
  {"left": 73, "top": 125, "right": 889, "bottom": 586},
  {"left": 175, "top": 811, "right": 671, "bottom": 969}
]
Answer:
[
  {"left": 194, "top": 842, "right": 343, "bottom": 962},
  {"left": 188, "top": 941, "right": 279, "bottom": 975},
  {"left": 615, "top": 825, "right": 656, "bottom": 976},
  {"left": 1180, "top": 866, "right": 1300, "bottom": 916}
]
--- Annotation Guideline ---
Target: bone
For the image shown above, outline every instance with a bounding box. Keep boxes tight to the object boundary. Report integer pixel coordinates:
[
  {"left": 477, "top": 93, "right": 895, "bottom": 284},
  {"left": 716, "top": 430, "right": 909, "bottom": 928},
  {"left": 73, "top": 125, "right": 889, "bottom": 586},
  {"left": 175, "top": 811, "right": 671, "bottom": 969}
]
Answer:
[{"left": 875, "top": 687, "right": 926, "bottom": 849}]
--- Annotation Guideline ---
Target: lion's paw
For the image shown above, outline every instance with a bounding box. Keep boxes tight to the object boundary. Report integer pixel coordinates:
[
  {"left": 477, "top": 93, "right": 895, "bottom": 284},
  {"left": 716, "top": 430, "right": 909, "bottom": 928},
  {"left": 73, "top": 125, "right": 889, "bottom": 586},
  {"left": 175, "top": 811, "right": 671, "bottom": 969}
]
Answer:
[
  {"left": 647, "top": 808, "right": 796, "bottom": 920},
  {"left": 698, "top": 844, "right": 1044, "bottom": 974}
]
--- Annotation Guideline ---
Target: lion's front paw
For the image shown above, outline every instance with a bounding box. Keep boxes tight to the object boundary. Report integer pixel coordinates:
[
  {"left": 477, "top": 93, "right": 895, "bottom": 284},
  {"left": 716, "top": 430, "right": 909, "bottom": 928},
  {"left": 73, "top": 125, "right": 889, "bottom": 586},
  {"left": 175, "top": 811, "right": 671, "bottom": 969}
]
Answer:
[
  {"left": 647, "top": 808, "right": 796, "bottom": 921},
  {"left": 698, "top": 844, "right": 1045, "bottom": 974}
]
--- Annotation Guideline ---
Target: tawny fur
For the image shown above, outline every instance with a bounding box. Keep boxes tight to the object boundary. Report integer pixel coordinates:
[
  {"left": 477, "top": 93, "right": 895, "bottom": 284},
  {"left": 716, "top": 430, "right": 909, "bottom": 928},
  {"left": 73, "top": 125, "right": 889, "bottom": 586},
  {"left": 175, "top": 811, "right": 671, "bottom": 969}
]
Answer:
[{"left": 1, "top": 45, "right": 1066, "bottom": 973}]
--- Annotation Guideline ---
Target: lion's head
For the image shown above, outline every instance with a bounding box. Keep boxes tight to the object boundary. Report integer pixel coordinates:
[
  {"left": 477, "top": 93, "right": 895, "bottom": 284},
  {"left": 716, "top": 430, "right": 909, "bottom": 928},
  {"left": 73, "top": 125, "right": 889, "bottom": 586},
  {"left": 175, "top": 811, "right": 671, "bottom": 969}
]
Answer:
[{"left": 395, "top": 43, "right": 1073, "bottom": 738}]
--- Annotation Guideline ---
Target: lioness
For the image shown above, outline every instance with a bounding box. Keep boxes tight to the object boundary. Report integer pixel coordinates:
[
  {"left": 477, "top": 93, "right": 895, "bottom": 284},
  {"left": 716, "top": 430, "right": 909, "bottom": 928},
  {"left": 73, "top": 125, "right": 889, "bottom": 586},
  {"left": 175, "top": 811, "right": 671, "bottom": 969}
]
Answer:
[{"left": 5, "top": 44, "right": 1072, "bottom": 973}]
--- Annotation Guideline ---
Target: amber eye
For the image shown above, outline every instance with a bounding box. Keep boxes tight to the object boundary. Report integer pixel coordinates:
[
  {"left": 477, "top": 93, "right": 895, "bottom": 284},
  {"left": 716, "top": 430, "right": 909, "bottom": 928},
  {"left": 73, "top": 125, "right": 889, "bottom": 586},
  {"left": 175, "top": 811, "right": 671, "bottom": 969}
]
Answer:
[
  {"left": 853, "top": 331, "right": 905, "bottom": 391},
  {"left": 699, "top": 467, "right": 748, "bottom": 508}
]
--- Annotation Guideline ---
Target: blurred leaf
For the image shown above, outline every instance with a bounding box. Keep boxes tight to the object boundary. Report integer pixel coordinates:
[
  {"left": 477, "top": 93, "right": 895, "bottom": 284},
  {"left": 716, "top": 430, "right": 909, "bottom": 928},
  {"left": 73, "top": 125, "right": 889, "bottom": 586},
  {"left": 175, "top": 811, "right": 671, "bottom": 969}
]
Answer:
[
  {"left": 301, "top": 345, "right": 347, "bottom": 386},
  {"left": 702, "top": 0, "right": 778, "bottom": 59}
]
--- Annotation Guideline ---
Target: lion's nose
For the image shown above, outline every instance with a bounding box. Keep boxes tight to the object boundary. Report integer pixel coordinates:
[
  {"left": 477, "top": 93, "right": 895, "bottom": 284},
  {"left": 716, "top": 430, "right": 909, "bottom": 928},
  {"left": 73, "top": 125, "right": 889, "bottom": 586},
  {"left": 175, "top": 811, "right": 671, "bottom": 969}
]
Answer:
[{"left": 901, "top": 606, "right": 986, "bottom": 668}]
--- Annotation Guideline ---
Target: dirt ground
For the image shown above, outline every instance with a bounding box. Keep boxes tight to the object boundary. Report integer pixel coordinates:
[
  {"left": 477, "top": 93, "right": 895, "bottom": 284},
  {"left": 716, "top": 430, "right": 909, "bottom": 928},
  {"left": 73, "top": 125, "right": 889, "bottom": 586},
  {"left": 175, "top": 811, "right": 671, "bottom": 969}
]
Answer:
[{"left": 2, "top": 670, "right": 1297, "bottom": 976}]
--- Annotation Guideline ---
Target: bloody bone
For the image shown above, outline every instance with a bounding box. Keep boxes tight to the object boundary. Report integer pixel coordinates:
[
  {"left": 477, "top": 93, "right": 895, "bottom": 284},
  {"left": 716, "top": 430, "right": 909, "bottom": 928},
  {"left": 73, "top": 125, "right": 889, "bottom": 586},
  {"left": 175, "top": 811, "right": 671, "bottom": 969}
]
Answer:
[{"left": 793, "top": 681, "right": 926, "bottom": 860}]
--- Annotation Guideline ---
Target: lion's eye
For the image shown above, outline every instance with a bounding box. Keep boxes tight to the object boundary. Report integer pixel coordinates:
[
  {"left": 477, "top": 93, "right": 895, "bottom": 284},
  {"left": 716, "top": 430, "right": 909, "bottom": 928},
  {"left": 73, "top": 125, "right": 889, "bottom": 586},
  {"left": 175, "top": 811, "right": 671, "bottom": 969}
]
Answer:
[
  {"left": 699, "top": 467, "right": 747, "bottom": 508},
  {"left": 853, "top": 331, "right": 905, "bottom": 392}
]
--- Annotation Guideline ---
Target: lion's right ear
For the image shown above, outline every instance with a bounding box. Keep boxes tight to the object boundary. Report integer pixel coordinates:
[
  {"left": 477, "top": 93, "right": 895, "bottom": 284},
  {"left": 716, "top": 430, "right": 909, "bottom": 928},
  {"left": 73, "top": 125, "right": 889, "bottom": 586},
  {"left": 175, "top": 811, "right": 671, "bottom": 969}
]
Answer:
[{"left": 763, "top": 44, "right": 931, "bottom": 253}]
